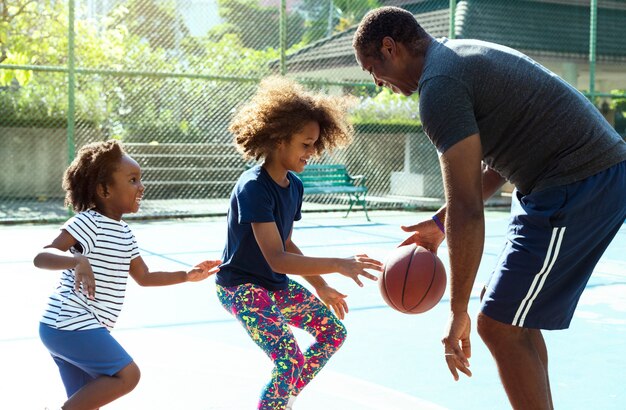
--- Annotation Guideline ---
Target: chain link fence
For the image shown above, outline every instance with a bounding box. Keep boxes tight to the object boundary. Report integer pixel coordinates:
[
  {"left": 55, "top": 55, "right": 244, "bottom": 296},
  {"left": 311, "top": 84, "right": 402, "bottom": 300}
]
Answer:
[{"left": 2, "top": 0, "right": 625, "bottom": 223}]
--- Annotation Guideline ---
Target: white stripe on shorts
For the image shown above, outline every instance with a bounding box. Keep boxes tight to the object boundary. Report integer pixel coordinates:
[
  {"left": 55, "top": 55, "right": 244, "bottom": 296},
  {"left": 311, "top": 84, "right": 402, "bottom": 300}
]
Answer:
[{"left": 512, "top": 226, "right": 566, "bottom": 327}]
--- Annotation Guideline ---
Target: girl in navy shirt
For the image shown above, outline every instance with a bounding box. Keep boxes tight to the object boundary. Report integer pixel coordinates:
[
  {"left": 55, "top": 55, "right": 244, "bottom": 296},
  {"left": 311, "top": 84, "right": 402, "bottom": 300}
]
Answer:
[{"left": 216, "top": 76, "right": 382, "bottom": 410}]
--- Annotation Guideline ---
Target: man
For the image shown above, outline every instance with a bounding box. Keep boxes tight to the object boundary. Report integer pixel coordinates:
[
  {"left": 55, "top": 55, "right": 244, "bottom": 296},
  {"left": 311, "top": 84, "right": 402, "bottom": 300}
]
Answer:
[{"left": 352, "top": 6, "right": 626, "bottom": 409}]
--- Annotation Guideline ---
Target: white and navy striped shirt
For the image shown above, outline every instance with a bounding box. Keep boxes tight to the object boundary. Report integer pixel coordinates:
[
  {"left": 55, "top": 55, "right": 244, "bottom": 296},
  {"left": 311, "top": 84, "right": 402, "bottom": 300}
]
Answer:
[{"left": 41, "top": 210, "right": 139, "bottom": 331}]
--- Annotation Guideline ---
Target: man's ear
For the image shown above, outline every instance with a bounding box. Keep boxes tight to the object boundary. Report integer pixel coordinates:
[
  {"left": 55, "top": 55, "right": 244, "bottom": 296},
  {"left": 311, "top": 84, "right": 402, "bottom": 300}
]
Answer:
[{"left": 381, "top": 36, "right": 396, "bottom": 57}]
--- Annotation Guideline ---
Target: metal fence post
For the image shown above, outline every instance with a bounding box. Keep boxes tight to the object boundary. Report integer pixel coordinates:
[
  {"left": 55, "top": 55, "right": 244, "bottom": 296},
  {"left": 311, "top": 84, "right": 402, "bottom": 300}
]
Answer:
[
  {"left": 589, "top": 0, "right": 597, "bottom": 102},
  {"left": 449, "top": 0, "right": 457, "bottom": 39},
  {"left": 67, "top": 0, "right": 76, "bottom": 163},
  {"left": 280, "top": 0, "right": 287, "bottom": 76},
  {"left": 66, "top": 0, "right": 76, "bottom": 216}
]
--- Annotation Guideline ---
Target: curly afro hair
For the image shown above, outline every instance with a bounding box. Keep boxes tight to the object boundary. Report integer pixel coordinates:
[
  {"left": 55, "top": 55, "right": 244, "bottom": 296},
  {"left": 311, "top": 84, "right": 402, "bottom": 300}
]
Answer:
[
  {"left": 353, "top": 6, "right": 430, "bottom": 60},
  {"left": 62, "top": 140, "right": 125, "bottom": 212},
  {"left": 229, "top": 76, "right": 354, "bottom": 161}
]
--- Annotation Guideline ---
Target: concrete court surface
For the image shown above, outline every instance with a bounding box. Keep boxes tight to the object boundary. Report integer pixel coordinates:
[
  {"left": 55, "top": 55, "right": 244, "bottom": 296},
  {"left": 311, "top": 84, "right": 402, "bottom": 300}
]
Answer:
[{"left": 1, "top": 210, "right": 624, "bottom": 410}]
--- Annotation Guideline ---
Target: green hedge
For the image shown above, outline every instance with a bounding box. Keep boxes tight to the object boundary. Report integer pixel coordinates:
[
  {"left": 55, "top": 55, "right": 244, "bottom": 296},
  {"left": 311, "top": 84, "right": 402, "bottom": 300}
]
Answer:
[{"left": 354, "top": 121, "right": 422, "bottom": 134}]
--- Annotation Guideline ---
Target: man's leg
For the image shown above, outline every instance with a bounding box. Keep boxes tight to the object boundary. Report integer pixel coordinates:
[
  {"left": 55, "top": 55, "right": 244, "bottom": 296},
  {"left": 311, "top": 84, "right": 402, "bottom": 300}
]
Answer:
[
  {"left": 479, "top": 161, "right": 625, "bottom": 409},
  {"left": 529, "top": 328, "right": 553, "bottom": 409},
  {"left": 477, "top": 313, "right": 552, "bottom": 410}
]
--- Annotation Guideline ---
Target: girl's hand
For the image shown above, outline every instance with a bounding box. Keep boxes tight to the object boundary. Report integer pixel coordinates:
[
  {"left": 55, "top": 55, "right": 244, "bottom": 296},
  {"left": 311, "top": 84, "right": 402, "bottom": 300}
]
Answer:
[
  {"left": 338, "top": 254, "right": 382, "bottom": 287},
  {"left": 74, "top": 255, "right": 96, "bottom": 300},
  {"left": 316, "top": 284, "right": 349, "bottom": 320},
  {"left": 399, "top": 219, "right": 445, "bottom": 253},
  {"left": 186, "top": 260, "right": 221, "bottom": 282}
]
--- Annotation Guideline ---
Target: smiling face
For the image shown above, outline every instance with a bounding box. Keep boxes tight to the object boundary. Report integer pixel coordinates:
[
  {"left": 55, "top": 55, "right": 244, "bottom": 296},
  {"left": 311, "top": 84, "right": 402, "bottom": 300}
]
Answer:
[
  {"left": 97, "top": 154, "right": 144, "bottom": 220},
  {"left": 275, "top": 120, "right": 320, "bottom": 174},
  {"left": 355, "top": 37, "right": 421, "bottom": 97}
]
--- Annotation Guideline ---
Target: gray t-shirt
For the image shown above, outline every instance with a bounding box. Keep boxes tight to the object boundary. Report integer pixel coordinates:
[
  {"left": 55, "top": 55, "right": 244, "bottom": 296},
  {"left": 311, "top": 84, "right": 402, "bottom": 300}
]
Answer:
[{"left": 418, "top": 38, "right": 626, "bottom": 194}]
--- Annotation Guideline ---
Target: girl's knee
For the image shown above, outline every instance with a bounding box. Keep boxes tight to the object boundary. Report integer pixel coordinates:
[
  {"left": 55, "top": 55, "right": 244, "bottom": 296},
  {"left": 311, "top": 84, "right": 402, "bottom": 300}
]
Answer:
[
  {"left": 278, "top": 339, "right": 305, "bottom": 373},
  {"left": 116, "top": 361, "right": 141, "bottom": 392},
  {"left": 291, "top": 348, "right": 305, "bottom": 369},
  {"left": 318, "top": 320, "right": 347, "bottom": 350},
  {"left": 335, "top": 321, "right": 348, "bottom": 346}
]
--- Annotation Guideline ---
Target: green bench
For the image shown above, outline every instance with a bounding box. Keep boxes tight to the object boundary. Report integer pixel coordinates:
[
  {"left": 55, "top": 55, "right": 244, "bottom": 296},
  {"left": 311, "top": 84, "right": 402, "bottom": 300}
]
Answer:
[{"left": 297, "top": 164, "right": 370, "bottom": 221}]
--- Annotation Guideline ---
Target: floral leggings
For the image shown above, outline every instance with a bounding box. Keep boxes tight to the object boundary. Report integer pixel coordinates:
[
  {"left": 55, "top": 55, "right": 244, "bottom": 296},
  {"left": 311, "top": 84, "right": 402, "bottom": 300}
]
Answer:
[{"left": 216, "top": 279, "right": 347, "bottom": 410}]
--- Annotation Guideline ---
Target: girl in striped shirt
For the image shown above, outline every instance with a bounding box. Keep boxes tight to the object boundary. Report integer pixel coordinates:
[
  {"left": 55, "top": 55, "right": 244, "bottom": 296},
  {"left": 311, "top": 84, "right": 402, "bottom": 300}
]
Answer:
[{"left": 35, "top": 140, "right": 221, "bottom": 410}]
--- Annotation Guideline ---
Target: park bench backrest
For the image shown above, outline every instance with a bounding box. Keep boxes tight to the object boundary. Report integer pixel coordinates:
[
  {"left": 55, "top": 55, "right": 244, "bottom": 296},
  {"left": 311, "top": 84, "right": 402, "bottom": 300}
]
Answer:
[{"left": 298, "top": 164, "right": 352, "bottom": 187}]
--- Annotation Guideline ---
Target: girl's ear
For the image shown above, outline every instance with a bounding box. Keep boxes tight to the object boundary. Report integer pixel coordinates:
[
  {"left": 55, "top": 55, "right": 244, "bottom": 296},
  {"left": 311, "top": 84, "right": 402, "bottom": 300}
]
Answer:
[
  {"left": 96, "top": 183, "right": 109, "bottom": 198},
  {"left": 269, "top": 140, "right": 285, "bottom": 157}
]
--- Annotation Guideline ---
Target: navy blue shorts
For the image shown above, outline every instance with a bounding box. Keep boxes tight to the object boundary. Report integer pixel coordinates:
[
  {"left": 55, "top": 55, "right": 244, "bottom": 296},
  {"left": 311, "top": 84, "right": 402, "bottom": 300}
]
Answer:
[
  {"left": 480, "top": 161, "right": 626, "bottom": 330},
  {"left": 39, "top": 323, "right": 134, "bottom": 397}
]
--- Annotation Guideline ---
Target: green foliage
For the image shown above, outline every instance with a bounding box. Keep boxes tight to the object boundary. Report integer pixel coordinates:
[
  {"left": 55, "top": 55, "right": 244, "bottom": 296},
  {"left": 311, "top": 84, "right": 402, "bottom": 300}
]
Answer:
[
  {"left": 0, "top": 0, "right": 143, "bottom": 126},
  {"left": 0, "top": 0, "right": 412, "bottom": 143},
  {"left": 211, "top": 0, "right": 380, "bottom": 49},
  {"left": 0, "top": 80, "right": 67, "bottom": 126},
  {"left": 610, "top": 89, "right": 626, "bottom": 136},
  {"left": 199, "top": 34, "right": 279, "bottom": 75},
  {"left": 354, "top": 122, "right": 423, "bottom": 133},
  {"left": 0, "top": 0, "right": 277, "bottom": 142},
  {"left": 350, "top": 88, "right": 421, "bottom": 127},
  {"left": 0, "top": 0, "right": 66, "bottom": 86},
  {"left": 609, "top": 89, "right": 626, "bottom": 110},
  {"left": 332, "top": 0, "right": 381, "bottom": 27},
  {"left": 212, "top": 0, "right": 305, "bottom": 50},
  {"left": 122, "top": 0, "right": 191, "bottom": 51},
  {"left": 0, "top": 1, "right": 103, "bottom": 124},
  {"left": 0, "top": 52, "right": 31, "bottom": 86},
  {"left": 1, "top": 1, "right": 64, "bottom": 64},
  {"left": 297, "top": 0, "right": 380, "bottom": 45}
]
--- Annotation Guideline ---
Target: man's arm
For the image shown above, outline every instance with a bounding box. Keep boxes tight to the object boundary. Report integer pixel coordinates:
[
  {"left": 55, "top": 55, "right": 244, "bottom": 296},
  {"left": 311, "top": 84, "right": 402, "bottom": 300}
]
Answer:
[
  {"left": 480, "top": 163, "right": 507, "bottom": 202},
  {"left": 433, "top": 161, "right": 506, "bottom": 226},
  {"left": 401, "top": 161, "right": 505, "bottom": 251},
  {"left": 439, "top": 133, "right": 485, "bottom": 380},
  {"left": 440, "top": 133, "right": 485, "bottom": 312}
]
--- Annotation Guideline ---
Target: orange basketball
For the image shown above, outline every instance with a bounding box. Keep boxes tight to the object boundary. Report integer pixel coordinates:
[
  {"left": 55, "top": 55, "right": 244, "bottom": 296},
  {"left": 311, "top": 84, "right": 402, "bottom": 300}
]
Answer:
[{"left": 379, "top": 244, "right": 447, "bottom": 314}]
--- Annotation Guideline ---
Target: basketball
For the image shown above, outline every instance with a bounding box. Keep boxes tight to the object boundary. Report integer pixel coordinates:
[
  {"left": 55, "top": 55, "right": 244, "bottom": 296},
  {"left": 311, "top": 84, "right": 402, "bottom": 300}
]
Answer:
[{"left": 379, "top": 244, "right": 447, "bottom": 314}]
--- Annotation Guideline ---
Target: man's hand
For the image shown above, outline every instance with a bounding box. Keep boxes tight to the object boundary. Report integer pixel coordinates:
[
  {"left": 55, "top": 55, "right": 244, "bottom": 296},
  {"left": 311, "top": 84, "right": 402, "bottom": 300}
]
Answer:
[
  {"left": 399, "top": 218, "right": 445, "bottom": 252},
  {"left": 442, "top": 311, "right": 473, "bottom": 381}
]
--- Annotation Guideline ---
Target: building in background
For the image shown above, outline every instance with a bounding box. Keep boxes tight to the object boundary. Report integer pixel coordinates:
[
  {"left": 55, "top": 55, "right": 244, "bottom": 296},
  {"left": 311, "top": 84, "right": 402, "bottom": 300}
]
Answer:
[{"left": 278, "top": 0, "right": 626, "bottom": 96}]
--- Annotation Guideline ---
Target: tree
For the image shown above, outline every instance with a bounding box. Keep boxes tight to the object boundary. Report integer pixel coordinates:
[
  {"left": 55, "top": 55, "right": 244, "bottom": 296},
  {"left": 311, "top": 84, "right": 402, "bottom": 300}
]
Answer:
[
  {"left": 0, "top": 0, "right": 169, "bottom": 128},
  {"left": 297, "top": 0, "right": 380, "bottom": 44},
  {"left": 116, "top": 0, "right": 202, "bottom": 53},
  {"left": 1, "top": 0, "right": 36, "bottom": 64},
  {"left": 0, "top": 0, "right": 281, "bottom": 142},
  {"left": 211, "top": 0, "right": 305, "bottom": 50},
  {"left": 1, "top": 0, "right": 104, "bottom": 123}
]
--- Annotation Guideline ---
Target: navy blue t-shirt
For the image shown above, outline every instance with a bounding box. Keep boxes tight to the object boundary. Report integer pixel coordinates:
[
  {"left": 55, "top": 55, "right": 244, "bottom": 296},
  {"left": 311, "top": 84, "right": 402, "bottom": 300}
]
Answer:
[{"left": 216, "top": 165, "right": 303, "bottom": 290}]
